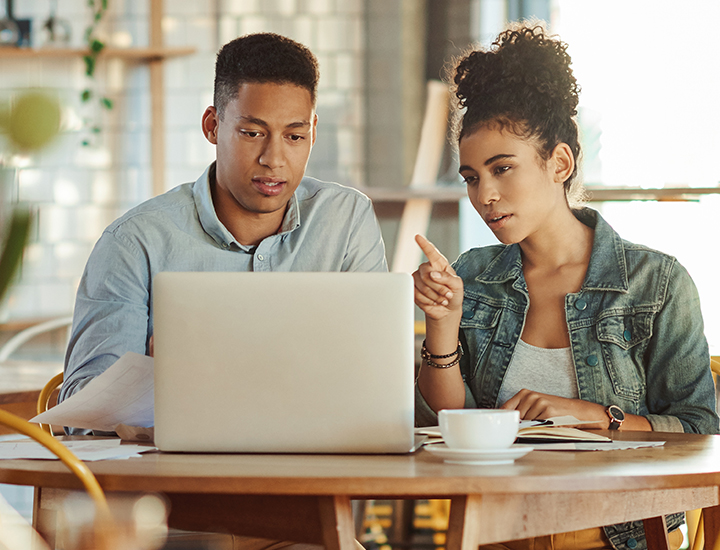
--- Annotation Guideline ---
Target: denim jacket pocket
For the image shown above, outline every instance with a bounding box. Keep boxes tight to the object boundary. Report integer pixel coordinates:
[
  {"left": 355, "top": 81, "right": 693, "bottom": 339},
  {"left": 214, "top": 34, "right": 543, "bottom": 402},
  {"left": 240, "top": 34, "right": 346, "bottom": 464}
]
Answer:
[
  {"left": 596, "top": 311, "right": 655, "bottom": 400},
  {"left": 460, "top": 300, "right": 502, "bottom": 379}
]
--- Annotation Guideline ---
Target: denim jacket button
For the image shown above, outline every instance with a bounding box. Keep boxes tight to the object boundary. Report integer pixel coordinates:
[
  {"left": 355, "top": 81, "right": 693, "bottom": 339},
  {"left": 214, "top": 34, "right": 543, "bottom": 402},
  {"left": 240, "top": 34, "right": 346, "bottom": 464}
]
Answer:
[
  {"left": 626, "top": 538, "right": 638, "bottom": 549},
  {"left": 586, "top": 354, "right": 599, "bottom": 366},
  {"left": 623, "top": 329, "right": 631, "bottom": 342},
  {"left": 574, "top": 299, "right": 587, "bottom": 311},
  {"left": 462, "top": 310, "right": 473, "bottom": 319}
]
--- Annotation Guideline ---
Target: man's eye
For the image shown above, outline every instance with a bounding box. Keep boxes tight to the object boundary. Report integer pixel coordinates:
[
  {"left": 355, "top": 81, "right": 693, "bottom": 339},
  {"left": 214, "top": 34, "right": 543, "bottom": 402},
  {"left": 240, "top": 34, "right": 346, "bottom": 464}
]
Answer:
[
  {"left": 241, "top": 130, "right": 261, "bottom": 138},
  {"left": 288, "top": 134, "right": 305, "bottom": 142}
]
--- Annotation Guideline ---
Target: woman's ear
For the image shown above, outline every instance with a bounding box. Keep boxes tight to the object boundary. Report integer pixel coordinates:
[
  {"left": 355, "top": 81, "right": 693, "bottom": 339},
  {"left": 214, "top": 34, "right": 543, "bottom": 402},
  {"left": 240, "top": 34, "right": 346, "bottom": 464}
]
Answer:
[{"left": 551, "top": 143, "right": 575, "bottom": 184}]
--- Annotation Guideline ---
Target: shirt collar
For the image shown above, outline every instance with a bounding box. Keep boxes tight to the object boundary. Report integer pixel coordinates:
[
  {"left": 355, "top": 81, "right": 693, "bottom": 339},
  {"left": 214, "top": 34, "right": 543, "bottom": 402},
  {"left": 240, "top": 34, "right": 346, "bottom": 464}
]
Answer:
[
  {"left": 193, "top": 162, "right": 302, "bottom": 248},
  {"left": 474, "top": 207, "right": 628, "bottom": 293}
]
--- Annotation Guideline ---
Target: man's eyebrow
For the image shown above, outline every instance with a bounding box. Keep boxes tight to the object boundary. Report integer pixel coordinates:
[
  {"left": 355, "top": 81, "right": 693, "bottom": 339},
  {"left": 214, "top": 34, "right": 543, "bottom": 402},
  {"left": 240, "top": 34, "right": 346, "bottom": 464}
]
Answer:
[{"left": 238, "top": 116, "right": 310, "bottom": 130}]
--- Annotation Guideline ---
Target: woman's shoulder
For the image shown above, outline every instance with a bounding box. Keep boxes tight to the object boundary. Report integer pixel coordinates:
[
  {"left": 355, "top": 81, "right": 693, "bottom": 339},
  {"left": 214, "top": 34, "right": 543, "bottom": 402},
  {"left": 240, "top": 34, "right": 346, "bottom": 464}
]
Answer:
[{"left": 452, "top": 244, "right": 512, "bottom": 276}]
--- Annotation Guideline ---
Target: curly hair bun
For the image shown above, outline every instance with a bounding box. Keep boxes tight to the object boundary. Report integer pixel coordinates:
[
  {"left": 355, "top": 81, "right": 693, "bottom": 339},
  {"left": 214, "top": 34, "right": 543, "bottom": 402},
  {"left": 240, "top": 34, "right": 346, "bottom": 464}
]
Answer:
[{"left": 454, "top": 24, "right": 580, "bottom": 138}]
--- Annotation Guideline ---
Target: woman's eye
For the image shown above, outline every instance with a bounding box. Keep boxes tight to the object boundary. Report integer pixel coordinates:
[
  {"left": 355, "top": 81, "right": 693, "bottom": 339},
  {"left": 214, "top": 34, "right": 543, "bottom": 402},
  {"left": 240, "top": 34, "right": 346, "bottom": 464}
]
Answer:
[
  {"left": 462, "top": 175, "right": 478, "bottom": 186},
  {"left": 494, "top": 165, "right": 511, "bottom": 176}
]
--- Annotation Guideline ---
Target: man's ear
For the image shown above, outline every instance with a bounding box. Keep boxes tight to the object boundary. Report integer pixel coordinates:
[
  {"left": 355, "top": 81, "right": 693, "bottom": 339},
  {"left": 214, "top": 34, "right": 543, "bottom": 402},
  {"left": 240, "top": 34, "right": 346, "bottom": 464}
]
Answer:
[
  {"left": 551, "top": 142, "right": 575, "bottom": 184},
  {"left": 202, "top": 106, "right": 219, "bottom": 145},
  {"left": 311, "top": 112, "right": 318, "bottom": 147}
]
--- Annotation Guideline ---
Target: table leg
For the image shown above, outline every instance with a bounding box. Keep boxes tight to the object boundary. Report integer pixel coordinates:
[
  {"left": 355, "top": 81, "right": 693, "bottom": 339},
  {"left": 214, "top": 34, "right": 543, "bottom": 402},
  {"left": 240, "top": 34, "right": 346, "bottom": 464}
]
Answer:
[
  {"left": 643, "top": 516, "right": 670, "bottom": 550},
  {"left": 703, "top": 504, "right": 720, "bottom": 550},
  {"left": 446, "top": 495, "right": 483, "bottom": 550},
  {"left": 318, "top": 495, "right": 357, "bottom": 550}
]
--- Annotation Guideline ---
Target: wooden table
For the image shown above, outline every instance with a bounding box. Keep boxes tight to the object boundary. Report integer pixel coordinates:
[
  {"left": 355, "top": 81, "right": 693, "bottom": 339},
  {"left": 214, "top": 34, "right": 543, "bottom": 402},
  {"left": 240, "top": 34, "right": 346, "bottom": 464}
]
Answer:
[{"left": 1, "top": 431, "right": 720, "bottom": 550}]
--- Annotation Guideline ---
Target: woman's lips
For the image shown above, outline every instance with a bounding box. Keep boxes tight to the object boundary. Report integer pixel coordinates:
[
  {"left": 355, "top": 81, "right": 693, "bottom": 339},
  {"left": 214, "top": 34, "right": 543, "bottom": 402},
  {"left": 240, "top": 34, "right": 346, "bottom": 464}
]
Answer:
[
  {"left": 253, "top": 177, "right": 286, "bottom": 196},
  {"left": 485, "top": 213, "right": 512, "bottom": 230}
]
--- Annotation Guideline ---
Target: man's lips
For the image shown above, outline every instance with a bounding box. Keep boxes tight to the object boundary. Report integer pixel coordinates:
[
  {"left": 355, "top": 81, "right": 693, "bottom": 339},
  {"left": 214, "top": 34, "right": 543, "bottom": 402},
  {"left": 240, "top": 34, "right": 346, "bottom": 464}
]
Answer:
[{"left": 253, "top": 177, "right": 287, "bottom": 196}]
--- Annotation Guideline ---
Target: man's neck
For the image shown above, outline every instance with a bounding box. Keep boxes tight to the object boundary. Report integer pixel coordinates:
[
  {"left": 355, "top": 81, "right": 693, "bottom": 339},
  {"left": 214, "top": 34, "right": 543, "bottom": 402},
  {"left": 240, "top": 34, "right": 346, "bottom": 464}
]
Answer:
[{"left": 209, "top": 176, "right": 289, "bottom": 247}]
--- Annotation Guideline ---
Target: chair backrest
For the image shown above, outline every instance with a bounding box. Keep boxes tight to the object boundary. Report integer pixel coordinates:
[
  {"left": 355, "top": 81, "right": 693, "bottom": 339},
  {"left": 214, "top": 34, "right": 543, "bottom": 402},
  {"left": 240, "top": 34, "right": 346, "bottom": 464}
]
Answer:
[
  {"left": 0, "top": 316, "right": 72, "bottom": 363},
  {"left": 37, "top": 372, "right": 64, "bottom": 435}
]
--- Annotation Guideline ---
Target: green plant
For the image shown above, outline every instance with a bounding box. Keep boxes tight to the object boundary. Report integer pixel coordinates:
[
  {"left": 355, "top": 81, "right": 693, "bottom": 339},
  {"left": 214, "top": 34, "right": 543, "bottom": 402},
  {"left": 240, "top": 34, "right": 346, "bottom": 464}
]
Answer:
[
  {"left": 0, "top": 205, "right": 32, "bottom": 304},
  {"left": 81, "top": 0, "right": 112, "bottom": 146}
]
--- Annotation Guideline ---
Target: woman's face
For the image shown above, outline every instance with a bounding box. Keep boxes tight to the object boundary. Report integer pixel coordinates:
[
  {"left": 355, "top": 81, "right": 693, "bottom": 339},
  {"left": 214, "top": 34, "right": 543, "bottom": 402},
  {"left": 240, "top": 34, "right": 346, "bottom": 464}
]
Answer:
[{"left": 458, "top": 125, "right": 568, "bottom": 245}]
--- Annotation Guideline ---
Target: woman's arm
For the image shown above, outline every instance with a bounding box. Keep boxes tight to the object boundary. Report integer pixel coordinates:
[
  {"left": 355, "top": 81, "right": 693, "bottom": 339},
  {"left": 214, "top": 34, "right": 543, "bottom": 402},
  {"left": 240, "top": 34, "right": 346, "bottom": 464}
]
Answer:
[
  {"left": 413, "top": 235, "right": 466, "bottom": 412},
  {"left": 499, "top": 390, "right": 652, "bottom": 430}
]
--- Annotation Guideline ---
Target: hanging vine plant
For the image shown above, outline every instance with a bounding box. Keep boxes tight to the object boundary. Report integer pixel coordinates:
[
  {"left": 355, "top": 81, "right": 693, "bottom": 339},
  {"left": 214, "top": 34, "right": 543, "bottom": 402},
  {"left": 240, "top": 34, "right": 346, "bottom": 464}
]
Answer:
[{"left": 80, "top": 0, "right": 113, "bottom": 146}]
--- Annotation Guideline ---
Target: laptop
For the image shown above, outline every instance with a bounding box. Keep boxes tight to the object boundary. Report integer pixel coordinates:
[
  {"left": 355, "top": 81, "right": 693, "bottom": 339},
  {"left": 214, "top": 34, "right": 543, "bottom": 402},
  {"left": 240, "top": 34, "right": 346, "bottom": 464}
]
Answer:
[{"left": 152, "top": 272, "right": 416, "bottom": 453}]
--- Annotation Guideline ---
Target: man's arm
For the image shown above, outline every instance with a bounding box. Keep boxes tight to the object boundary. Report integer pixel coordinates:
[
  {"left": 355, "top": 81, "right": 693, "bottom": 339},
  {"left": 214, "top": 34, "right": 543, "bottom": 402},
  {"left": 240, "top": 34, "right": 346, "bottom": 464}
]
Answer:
[{"left": 60, "top": 229, "right": 152, "bottom": 404}]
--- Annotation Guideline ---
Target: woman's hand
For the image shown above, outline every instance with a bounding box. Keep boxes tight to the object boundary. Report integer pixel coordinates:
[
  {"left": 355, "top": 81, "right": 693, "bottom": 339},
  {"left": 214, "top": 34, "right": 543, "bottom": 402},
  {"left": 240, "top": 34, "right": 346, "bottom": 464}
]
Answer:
[
  {"left": 412, "top": 235, "right": 464, "bottom": 321},
  {"left": 500, "top": 389, "right": 605, "bottom": 427}
]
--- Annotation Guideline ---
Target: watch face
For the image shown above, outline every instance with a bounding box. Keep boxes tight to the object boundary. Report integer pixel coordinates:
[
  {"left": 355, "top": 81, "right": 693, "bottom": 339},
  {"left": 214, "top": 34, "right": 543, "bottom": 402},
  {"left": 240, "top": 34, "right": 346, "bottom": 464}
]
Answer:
[{"left": 609, "top": 405, "right": 625, "bottom": 421}]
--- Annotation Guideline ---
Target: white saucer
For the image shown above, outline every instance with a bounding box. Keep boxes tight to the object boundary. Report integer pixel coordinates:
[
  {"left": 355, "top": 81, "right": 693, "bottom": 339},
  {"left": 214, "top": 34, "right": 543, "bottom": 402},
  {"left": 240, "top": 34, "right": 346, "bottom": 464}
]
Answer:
[{"left": 424, "top": 443, "right": 533, "bottom": 465}]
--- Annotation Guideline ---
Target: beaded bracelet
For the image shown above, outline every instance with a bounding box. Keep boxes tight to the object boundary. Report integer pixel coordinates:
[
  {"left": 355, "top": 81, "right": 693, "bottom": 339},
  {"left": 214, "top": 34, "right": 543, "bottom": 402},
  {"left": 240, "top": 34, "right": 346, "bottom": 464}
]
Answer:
[{"left": 421, "top": 340, "right": 463, "bottom": 369}]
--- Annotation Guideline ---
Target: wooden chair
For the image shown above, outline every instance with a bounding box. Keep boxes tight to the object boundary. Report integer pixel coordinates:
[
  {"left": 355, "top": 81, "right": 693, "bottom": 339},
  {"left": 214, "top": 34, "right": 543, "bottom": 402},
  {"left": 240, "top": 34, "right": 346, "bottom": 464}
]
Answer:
[
  {"left": 36, "top": 372, "right": 64, "bottom": 435},
  {"left": 0, "top": 407, "right": 113, "bottom": 548},
  {"left": 686, "top": 356, "right": 720, "bottom": 550}
]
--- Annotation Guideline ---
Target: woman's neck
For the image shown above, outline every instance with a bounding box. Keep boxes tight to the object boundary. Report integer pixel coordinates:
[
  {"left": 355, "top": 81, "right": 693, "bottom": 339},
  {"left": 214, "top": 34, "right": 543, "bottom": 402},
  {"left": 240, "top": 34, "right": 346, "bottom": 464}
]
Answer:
[{"left": 519, "top": 207, "right": 594, "bottom": 271}]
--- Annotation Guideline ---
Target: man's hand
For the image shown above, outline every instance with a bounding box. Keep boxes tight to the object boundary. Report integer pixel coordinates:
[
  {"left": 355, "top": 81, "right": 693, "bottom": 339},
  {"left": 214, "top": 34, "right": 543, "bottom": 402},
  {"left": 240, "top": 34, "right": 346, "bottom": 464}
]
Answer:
[{"left": 412, "top": 235, "right": 464, "bottom": 321}]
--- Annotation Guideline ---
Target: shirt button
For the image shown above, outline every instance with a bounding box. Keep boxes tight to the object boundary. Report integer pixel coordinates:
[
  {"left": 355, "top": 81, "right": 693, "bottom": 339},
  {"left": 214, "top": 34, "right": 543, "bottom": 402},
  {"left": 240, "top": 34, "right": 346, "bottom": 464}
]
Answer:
[
  {"left": 627, "top": 538, "right": 638, "bottom": 549},
  {"left": 586, "top": 354, "right": 598, "bottom": 366},
  {"left": 623, "top": 330, "right": 631, "bottom": 342},
  {"left": 257, "top": 254, "right": 264, "bottom": 261},
  {"left": 574, "top": 299, "right": 587, "bottom": 311},
  {"left": 462, "top": 310, "right": 473, "bottom": 319}
]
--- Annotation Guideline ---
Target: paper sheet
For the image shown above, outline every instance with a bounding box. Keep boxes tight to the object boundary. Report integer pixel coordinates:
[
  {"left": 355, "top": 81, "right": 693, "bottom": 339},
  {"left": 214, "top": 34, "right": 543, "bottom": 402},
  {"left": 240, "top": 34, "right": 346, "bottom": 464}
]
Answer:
[
  {"left": 0, "top": 436, "right": 157, "bottom": 461},
  {"left": 530, "top": 440, "right": 666, "bottom": 451},
  {"left": 30, "top": 352, "right": 154, "bottom": 432}
]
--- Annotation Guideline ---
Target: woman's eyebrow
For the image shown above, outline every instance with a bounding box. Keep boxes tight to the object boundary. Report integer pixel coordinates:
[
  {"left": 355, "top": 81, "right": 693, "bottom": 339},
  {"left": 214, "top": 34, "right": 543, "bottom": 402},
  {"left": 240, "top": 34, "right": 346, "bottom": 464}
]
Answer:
[{"left": 458, "top": 154, "right": 516, "bottom": 173}]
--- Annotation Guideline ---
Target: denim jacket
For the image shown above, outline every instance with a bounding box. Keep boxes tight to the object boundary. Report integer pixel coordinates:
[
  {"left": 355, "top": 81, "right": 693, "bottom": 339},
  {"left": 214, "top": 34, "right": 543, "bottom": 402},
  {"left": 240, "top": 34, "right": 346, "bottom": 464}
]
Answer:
[{"left": 416, "top": 208, "right": 719, "bottom": 550}]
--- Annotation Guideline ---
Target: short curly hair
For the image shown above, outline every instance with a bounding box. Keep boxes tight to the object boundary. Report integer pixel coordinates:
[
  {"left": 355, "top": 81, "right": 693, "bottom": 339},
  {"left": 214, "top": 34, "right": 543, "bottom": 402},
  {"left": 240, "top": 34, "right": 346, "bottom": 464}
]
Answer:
[
  {"left": 214, "top": 33, "right": 319, "bottom": 119},
  {"left": 452, "top": 24, "right": 584, "bottom": 203}
]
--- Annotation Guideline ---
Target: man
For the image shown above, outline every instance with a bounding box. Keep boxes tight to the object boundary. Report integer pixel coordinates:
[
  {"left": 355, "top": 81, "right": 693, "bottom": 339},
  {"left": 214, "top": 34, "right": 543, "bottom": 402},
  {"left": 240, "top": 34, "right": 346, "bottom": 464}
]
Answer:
[{"left": 60, "top": 33, "right": 387, "bottom": 404}]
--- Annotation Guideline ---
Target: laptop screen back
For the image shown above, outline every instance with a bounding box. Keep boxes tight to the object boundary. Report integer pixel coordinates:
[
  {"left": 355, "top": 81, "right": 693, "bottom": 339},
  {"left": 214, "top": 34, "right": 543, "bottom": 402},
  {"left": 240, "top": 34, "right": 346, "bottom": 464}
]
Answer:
[{"left": 153, "top": 272, "right": 415, "bottom": 453}]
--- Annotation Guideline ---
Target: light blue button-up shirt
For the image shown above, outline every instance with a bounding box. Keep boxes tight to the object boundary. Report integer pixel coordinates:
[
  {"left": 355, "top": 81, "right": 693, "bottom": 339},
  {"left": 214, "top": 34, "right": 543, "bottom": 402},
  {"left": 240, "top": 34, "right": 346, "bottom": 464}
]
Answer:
[{"left": 60, "top": 163, "right": 387, "bottom": 403}]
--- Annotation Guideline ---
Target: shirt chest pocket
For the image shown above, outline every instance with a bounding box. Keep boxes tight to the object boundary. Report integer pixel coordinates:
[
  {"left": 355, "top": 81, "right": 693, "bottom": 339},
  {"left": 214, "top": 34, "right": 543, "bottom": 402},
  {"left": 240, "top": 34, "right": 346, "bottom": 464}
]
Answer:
[
  {"left": 596, "top": 311, "right": 655, "bottom": 399},
  {"left": 596, "top": 311, "right": 654, "bottom": 349}
]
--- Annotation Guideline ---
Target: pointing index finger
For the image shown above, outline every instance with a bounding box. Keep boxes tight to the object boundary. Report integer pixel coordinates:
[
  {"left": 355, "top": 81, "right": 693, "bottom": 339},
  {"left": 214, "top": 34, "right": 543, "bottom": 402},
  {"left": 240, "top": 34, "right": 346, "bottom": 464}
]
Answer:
[{"left": 415, "top": 234, "right": 449, "bottom": 270}]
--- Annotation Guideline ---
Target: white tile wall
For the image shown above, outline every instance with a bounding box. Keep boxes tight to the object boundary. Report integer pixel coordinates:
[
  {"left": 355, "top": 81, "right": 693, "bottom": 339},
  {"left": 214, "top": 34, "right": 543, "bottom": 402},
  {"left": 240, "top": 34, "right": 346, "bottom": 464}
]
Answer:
[{"left": 1, "top": 0, "right": 366, "bottom": 321}]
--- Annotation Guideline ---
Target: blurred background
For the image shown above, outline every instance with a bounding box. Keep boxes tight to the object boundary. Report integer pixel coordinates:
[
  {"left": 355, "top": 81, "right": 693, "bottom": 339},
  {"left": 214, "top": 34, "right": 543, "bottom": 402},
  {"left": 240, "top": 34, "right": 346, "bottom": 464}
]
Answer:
[{"left": 1, "top": 0, "right": 719, "bottom": 544}]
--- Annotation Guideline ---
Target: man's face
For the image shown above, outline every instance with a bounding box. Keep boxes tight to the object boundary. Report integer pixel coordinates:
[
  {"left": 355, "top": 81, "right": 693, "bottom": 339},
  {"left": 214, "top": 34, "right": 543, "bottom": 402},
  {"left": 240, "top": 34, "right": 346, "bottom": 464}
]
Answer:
[{"left": 203, "top": 82, "right": 317, "bottom": 220}]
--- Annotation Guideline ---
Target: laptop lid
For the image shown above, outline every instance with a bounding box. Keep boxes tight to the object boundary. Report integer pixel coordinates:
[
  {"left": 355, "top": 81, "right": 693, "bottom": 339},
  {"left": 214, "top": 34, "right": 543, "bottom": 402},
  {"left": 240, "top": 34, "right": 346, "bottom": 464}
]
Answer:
[{"left": 153, "top": 272, "right": 415, "bottom": 453}]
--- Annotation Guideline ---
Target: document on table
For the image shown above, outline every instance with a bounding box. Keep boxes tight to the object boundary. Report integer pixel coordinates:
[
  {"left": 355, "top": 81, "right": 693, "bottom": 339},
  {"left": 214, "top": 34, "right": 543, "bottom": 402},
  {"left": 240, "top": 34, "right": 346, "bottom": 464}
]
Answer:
[
  {"left": 0, "top": 435, "right": 157, "bottom": 461},
  {"left": 30, "top": 352, "right": 154, "bottom": 432}
]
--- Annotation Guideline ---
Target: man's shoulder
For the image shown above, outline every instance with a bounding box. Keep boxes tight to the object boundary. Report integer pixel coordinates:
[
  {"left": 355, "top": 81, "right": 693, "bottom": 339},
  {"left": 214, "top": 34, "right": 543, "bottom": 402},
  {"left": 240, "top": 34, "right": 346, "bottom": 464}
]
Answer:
[
  {"left": 105, "top": 182, "right": 196, "bottom": 234},
  {"left": 295, "top": 176, "right": 372, "bottom": 205}
]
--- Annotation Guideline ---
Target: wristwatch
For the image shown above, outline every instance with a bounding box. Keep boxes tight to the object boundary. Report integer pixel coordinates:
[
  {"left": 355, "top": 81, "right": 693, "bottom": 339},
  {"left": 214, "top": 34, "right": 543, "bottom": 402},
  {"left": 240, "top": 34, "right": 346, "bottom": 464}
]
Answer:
[{"left": 606, "top": 405, "right": 625, "bottom": 430}]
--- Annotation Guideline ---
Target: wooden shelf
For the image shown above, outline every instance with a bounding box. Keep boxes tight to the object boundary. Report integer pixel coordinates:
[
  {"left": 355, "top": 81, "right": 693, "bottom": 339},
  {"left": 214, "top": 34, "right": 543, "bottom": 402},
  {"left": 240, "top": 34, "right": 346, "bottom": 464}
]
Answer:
[
  {"left": 0, "top": 46, "right": 196, "bottom": 61},
  {"left": 361, "top": 186, "right": 720, "bottom": 203}
]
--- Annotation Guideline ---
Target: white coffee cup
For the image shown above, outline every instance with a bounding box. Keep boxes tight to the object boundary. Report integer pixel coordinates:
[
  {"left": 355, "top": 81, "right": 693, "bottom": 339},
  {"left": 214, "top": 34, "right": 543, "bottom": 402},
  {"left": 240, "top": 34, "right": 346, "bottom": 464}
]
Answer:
[{"left": 439, "top": 409, "right": 520, "bottom": 450}]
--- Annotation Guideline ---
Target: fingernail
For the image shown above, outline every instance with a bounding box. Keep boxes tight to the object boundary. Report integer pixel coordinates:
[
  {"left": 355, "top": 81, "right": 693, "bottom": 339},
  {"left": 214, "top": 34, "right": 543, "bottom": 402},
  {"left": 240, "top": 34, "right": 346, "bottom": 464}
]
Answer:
[
  {"left": 430, "top": 272, "right": 440, "bottom": 280},
  {"left": 441, "top": 299, "right": 448, "bottom": 306},
  {"left": 446, "top": 292, "right": 453, "bottom": 299}
]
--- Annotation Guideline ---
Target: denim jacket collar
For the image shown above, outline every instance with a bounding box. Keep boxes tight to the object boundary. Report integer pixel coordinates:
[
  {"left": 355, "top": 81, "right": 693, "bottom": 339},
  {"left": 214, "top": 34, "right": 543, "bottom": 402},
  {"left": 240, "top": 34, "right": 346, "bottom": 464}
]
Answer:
[
  {"left": 193, "top": 162, "right": 301, "bottom": 250},
  {"left": 474, "top": 208, "right": 628, "bottom": 293}
]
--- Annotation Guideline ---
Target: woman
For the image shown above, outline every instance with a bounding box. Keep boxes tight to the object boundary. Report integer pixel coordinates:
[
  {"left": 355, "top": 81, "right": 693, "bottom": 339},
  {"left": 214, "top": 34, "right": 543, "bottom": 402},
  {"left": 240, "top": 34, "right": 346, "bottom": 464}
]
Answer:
[{"left": 413, "top": 24, "right": 718, "bottom": 550}]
